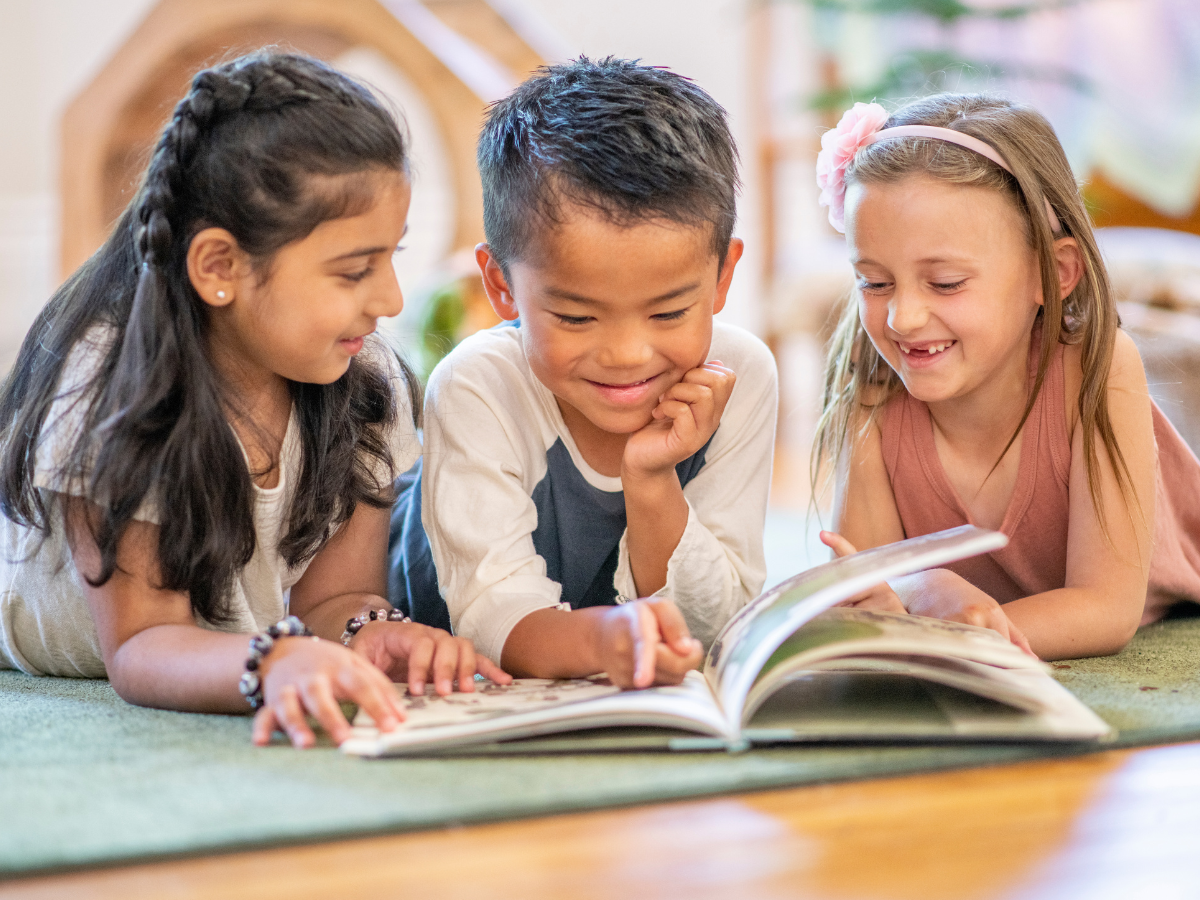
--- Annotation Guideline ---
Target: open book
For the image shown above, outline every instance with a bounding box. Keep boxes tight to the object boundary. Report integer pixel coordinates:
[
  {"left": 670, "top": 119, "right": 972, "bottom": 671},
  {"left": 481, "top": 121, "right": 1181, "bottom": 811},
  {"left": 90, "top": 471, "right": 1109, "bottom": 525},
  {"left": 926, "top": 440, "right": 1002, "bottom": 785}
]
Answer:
[{"left": 342, "top": 526, "right": 1112, "bottom": 757}]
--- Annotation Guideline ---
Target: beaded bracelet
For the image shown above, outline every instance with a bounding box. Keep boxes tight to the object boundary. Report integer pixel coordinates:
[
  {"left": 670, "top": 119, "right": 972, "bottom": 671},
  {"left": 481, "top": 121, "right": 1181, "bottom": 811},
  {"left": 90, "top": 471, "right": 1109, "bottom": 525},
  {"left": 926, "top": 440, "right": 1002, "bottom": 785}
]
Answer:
[
  {"left": 237, "top": 615, "right": 314, "bottom": 710},
  {"left": 340, "top": 607, "right": 412, "bottom": 646}
]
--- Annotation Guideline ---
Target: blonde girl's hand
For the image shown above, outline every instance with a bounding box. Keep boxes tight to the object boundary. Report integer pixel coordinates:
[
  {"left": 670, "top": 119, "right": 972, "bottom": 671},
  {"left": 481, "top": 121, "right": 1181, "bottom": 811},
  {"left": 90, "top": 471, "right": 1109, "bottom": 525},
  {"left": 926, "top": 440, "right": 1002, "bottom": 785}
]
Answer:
[
  {"left": 819, "top": 531, "right": 908, "bottom": 614},
  {"left": 251, "top": 636, "right": 408, "bottom": 749},
  {"left": 900, "top": 568, "right": 1036, "bottom": 657},
  {"left": 349, "top": 621, "right": 512, "bottom": 696},
  {"left": 623, "top": 361, "right": 736, "bottom": 479}
]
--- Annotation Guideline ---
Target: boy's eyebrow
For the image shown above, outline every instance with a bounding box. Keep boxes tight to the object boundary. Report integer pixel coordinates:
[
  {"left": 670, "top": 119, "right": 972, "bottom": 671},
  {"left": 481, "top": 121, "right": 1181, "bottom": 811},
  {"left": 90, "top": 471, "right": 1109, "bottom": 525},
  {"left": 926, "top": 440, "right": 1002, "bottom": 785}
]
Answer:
[{"left": 545, "top": 282, "right": 702, "bottom": 305}]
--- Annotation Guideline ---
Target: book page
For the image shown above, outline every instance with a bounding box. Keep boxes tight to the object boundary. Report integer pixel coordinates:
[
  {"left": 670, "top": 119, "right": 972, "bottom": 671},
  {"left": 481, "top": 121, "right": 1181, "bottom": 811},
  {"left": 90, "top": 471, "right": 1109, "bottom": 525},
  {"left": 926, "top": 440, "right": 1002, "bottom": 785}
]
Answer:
[
  {"left": 354, "top": 676, "right": 623, "bottom": 731},
  {"left": 342, "top": 671, "right": 732, "bottom": 757},
  {"left": 704, "top": 525, "right": 1009, "bottom": 728},
  {"left": 740, "top": 670, "right": 1110, "bottom": 742},
  {"left": 742, "top": 608, "right": 1052, "bottom": 719}
]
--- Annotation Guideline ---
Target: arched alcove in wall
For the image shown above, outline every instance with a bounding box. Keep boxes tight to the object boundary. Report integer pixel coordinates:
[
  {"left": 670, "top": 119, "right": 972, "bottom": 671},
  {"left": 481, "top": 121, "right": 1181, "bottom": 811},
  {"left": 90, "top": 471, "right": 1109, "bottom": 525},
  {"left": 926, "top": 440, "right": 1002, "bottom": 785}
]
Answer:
[{"left": 59, "top": 0, "right": 546, "bottom": 277}]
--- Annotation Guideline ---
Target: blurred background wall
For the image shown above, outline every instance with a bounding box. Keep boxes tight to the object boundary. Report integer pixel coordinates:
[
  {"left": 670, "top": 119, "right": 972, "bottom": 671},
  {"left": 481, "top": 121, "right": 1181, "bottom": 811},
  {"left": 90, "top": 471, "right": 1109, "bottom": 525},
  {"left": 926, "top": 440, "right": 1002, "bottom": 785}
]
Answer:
[{"left": 1, "top": 0, "right": 1199, "bottom": 531}]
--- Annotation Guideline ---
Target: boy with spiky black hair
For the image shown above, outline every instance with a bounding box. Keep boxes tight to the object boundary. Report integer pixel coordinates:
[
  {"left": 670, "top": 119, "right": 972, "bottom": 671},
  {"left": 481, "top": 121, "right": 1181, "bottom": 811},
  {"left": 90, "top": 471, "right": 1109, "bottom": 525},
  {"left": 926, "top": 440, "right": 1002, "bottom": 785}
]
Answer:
[{"left": 391, "top": 57, "right": 777, "bottom": 688}]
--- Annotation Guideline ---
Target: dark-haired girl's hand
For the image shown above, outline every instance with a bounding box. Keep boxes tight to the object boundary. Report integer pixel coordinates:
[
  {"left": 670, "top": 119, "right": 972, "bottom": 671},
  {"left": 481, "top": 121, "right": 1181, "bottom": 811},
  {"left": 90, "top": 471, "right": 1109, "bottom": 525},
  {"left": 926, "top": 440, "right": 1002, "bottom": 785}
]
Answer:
[
  {"left": 251, "top": 636, "right": 407, "bottom": 749},
  {"left": 348, "top": 621, "right": 512, "bottom": 696}
]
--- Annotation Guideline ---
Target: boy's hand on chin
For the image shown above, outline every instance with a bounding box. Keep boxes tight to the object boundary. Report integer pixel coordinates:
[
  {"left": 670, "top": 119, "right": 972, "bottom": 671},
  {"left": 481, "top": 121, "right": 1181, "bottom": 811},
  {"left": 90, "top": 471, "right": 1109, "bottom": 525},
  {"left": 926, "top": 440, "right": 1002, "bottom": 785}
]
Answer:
[
  {"left": 622, "top": 361, "right": 736, "bottom": 479},
  {"left": 595, "top": 597, "right": 703, "bottom": 689}
]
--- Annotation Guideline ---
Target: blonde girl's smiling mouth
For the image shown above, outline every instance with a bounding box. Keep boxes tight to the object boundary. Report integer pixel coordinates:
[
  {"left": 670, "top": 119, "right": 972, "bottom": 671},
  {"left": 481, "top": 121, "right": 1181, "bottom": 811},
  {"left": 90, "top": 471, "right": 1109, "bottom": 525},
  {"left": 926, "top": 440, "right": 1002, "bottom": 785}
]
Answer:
[{"left": 896, "top": 338, "right": 957, "bottom": 368}]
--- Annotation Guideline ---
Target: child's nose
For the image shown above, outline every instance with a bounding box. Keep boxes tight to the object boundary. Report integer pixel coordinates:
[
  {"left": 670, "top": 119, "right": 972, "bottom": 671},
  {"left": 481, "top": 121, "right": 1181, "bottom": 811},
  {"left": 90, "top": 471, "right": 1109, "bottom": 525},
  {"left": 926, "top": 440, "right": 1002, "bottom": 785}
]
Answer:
[
  {"left": 369, "top": 266, "right": 405, "bottom": 320},
  {"left": 597, "top": 325, "right": 653, "bottom": 368},
  {"left": 886, "top": 286, "right": 929, "bottom": 336}
]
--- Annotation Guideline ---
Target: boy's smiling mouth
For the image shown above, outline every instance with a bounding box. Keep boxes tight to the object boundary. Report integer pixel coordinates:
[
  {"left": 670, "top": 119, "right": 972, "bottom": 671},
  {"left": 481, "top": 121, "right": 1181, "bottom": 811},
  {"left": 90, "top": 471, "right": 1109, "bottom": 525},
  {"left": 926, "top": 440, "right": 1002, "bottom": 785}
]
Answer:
[{"left": 586, "top": 375, "right": 660, "bottom": 406}]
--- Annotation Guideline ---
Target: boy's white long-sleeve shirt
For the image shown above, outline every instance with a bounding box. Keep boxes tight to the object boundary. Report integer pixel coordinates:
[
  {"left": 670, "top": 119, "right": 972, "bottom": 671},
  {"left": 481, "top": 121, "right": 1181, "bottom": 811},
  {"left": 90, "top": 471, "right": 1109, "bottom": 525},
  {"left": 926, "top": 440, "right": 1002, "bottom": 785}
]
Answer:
[{"left": 420, "top": 321, "right": 778, "bottom": 664}]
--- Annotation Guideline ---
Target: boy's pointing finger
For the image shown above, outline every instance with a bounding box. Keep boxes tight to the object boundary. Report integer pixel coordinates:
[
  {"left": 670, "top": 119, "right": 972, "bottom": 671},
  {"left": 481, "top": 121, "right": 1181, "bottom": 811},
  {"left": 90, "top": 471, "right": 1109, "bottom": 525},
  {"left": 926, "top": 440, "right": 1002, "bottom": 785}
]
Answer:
[{"left": 645, "top": 597, "right": 695, "bottom": 655}]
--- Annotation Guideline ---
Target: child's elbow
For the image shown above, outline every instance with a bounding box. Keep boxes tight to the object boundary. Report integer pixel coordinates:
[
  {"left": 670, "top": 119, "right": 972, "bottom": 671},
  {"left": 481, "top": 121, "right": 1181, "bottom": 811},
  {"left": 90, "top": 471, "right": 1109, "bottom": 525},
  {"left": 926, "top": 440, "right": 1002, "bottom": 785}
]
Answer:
[{"left": 1090, "top": 613, "right": 1141, "bottom": 658}]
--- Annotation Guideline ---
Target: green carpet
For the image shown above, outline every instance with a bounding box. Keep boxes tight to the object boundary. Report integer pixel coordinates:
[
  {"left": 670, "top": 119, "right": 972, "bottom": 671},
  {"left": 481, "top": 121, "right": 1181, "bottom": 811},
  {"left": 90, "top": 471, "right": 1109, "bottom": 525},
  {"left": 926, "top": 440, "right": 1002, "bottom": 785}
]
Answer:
[{"left": 1, "top": 617, "right": 1197, "bottom": 878}]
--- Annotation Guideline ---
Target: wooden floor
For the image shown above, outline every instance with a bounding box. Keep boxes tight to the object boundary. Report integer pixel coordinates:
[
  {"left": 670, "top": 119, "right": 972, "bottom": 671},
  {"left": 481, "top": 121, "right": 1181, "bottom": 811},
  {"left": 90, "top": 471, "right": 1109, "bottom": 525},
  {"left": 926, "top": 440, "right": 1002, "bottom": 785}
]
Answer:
[{"left": 3, "top": 740, "right": 1197, "bottom": 900}]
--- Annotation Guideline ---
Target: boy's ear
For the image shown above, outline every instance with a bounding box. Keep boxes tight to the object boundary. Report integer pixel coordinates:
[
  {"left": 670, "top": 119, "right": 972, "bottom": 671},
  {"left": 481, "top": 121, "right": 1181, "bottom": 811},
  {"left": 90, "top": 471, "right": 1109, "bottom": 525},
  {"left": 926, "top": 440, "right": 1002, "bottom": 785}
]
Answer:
[
  {"left": 475, "top": 243, "right": 520, "bottom": 321},
  {"left": 1053, "top": 236, "right": 1084, "bottom": 302},
  {"left": 712, "top": 238, "right": 744, "bottom": 316},
  {"left": 188, "top": 228, "right": 245, "bottom": 308}
]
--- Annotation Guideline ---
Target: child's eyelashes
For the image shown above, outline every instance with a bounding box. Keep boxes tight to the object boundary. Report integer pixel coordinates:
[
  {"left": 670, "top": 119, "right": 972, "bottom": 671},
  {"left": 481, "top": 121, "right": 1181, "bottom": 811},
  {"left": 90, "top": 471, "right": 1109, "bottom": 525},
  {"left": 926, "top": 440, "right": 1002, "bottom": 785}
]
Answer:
[
  {"left": 855, "top": 278, "right": 967, "bottom": 294},
  {"left": 341, "top": 267, "right": 373, "bottom": 283},
  {"left": 552, "top": 308, "right": 690, "bottom": 326}
]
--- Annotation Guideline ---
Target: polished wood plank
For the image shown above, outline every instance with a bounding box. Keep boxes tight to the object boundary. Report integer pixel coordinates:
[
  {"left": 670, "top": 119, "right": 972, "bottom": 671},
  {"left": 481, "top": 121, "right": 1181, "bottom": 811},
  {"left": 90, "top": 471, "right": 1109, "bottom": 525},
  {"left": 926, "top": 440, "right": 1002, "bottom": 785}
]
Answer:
[{"left": 4, "top": 742, "right": 1198, "bottom": 900}]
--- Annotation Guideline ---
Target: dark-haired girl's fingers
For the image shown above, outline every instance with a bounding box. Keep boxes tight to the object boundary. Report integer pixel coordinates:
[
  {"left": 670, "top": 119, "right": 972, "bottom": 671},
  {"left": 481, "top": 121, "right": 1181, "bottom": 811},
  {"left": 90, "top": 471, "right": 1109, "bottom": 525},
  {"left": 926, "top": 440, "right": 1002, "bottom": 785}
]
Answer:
[
  {"left": 405, "top": 634, "right": 435, "bottom": 696},
  {"left": 252, "top": 705, "right": 279, "bottom": 746},
  {"left": 338, "top": 662, "right": 403, "bottom": 732},
  {"left": 430, "top": 634, "right": 461, "bottom": 696},
  {"left": 345, "top": 672, "right": 405, "bottom": 734},
  {"left": 298, "top": 673, "right": 352, "bottom": 745},
  {"left": 274, "top": 683, "right": 315, "bottom": 749},
  {"left": 454, "top": 640, "right": 478, "bottom": 693}
]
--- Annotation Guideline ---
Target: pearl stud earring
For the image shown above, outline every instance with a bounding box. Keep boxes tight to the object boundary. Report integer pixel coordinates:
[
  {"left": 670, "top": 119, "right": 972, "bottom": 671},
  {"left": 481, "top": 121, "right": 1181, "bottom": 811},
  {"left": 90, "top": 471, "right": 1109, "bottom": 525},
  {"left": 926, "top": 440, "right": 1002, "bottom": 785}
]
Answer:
[{"left": 216, "top": 290, "right": 226, "bottom": 300}]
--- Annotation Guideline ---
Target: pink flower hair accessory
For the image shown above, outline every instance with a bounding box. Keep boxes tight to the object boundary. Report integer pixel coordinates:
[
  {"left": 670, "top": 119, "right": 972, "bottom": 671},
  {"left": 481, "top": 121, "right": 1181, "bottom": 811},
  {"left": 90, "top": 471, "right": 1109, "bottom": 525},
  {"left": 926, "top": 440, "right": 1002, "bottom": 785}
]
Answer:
[
  {"left": 815, "top": 102, "right": 890, "bottom": 233},
  {"left": 815, "top": 102, "right": 1062, "bottom": 234}
]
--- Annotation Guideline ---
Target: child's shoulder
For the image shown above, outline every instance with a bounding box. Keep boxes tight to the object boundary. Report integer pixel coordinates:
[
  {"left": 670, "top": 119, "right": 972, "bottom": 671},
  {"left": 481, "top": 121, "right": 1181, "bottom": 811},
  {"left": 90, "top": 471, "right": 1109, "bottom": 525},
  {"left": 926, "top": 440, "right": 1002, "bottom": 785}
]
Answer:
[
  {"left": 427, "top": 324, "right": 524, "bottom": 386},
  {"left": 711, "top": 321, "right": 776, "bottom": 375},
  {"left": 1060, "top": 328, "right": 1147, "bottom": 436},
  {"left": 422, "top": 326, "right": 535, "bottom": 417},
  {"left": 710, "top": 322, "right": 778, "bottom": 410}
]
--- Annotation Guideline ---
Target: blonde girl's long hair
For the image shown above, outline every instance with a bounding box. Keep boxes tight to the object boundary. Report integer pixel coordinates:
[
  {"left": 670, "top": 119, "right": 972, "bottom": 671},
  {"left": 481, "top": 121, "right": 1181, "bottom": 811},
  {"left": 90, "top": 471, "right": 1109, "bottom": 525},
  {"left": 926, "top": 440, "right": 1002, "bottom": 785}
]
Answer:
[{"left": 811, "top": 93, "right": 1134, "bottom": 528}]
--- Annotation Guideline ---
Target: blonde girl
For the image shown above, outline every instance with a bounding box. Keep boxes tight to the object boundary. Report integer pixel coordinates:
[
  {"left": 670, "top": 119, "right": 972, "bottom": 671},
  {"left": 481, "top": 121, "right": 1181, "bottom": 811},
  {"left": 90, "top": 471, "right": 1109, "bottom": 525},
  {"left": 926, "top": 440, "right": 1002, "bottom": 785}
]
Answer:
[
  {"left": 0, "top": 52, "right": 508, "bottom": 747},
  {"left": 812, "top": 94, "right": 1200, "bottom": 660}
]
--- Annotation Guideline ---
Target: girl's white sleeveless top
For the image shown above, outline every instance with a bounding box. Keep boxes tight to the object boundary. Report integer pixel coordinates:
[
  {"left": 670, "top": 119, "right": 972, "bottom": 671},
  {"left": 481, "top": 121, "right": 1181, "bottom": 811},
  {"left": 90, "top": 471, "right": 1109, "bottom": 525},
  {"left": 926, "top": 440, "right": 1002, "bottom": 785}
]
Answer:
[{"left": 0, "top": 327, "right": 419, "bottom": 677}]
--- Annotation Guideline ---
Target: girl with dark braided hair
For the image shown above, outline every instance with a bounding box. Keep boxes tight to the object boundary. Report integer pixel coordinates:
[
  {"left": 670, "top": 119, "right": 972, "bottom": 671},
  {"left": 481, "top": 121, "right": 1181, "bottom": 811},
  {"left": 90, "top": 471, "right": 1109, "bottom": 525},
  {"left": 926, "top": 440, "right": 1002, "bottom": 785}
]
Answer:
[{"left": 0, "top": 51, "right": 509, "bottom": 748}]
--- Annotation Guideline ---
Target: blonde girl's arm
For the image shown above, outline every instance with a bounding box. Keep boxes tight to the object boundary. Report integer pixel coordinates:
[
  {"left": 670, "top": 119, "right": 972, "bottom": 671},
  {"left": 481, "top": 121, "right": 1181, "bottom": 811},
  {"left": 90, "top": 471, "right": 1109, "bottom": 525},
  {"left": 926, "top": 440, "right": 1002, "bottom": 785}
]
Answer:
[
  {"left": 286, "top": 500, "right": 511, "bottom": 697},
  {"left": 824, "top": 412, "right": 910, "bottom": 614},
  {"left": 63, "top": 497, "right": 406, "bottom": 748},
  {"left": 830, "top": 411, "right": 906, "bottom": 551},
  {"left": 830, "top": 407, "right": 1037, "bottom": 650},
  {"left": 1001, "top": 332, "right": 1156, "bottom": 659}
]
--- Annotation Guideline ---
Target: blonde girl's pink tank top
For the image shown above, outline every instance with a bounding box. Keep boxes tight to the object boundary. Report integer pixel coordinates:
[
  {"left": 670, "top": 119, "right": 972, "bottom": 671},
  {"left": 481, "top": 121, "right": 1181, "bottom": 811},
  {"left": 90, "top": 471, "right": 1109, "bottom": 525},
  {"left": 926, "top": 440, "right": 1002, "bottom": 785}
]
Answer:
[{"left": 879, "top": 336, "right": 1200, "bottom": 622}]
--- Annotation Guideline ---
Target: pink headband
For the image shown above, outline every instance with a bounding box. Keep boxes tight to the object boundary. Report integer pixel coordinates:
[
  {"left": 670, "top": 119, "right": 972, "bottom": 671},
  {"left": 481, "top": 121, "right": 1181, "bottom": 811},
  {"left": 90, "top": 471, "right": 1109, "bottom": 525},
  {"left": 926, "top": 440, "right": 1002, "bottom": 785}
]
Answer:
[{"left": 815, "top": 102, "right": 1061, "bottom": 234}]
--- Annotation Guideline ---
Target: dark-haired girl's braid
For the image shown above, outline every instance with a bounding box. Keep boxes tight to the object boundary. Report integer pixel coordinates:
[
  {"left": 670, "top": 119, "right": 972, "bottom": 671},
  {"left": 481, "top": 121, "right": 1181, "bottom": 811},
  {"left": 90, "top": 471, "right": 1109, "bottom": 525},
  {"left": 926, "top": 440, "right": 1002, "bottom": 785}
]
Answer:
[
  {"left": 132, "top": 57, "right": 364, "bottom": 278},
  {"left": 133, "top": 70, "right": 251, "bottom": 275},
  {"left": 1, "top": 50, "right": 412, "bottom": 626}
]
